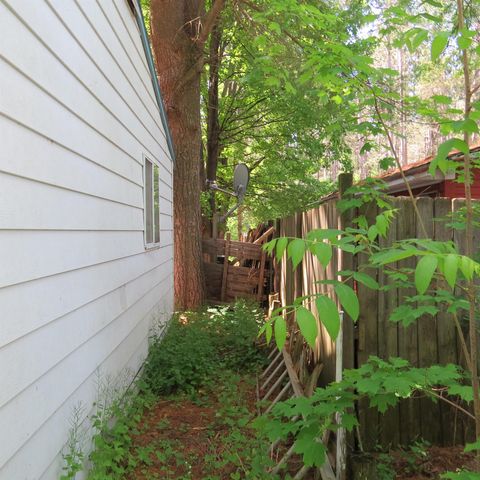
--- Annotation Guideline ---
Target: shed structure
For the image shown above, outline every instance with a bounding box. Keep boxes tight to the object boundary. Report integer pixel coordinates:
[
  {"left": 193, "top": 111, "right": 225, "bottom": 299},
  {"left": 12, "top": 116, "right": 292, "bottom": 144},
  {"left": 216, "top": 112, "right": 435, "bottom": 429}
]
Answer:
[
  {"left": 0, "top": 1, "right": 174, "bottom": 478},
  {"left": 379, "top": 145, "right": 480, "bottom": 198}
]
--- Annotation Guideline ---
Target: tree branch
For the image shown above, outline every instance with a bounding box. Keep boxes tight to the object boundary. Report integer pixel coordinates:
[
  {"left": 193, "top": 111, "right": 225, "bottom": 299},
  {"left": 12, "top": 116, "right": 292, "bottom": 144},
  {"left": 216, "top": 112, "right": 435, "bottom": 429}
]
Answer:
[{"left": 197, "top": 0, "right": 226, "bottom": 47}]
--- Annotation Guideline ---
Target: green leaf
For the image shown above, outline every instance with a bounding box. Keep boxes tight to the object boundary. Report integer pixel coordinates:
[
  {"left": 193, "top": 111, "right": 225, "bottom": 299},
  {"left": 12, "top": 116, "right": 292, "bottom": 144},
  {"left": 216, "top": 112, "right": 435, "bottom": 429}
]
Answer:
[
  {"left": 369, "top": 393, "right": 399, "bottom": 413},
  {"left": 354, "top": 272, "right": 379, "bottom": 290},
  {"left": 464, "top": 439, "right": 480, "bottom": 453},
  {"left": 266, "top": 321, "right": 273, "bottom": 345},
  {"left": 432, "top": 94, "right": 451, "bottom": 105},
  {"left": 444, "top": 254, "right": 458, "bottom": 289},
  {"left": 274, "top": 316, "right": 287, "bottom": 351},
  {"left": 296, "top": 307, "right": 318, "bottom": 349},
  {"left": 310, "top": 242, "right": 332, "bottom": 267},
  {"left": 411, "top": 29, "right": 428, "bottom": 51},
  {"left": 368, "top": 225, "right": 379, "bottom": 241},
  {"left": 275, "top": 237, "right": 289, "bottom": 259},
  {"left": 448, "top": 384, "right": 473, "bottom": 402},
  {"left": 375, "top": 214, "right": 388, "bottom": 237},
  {"left": 415, "top": 255, "right": 438, "bottom": 294},
  {"left": 431, "top": 32, "right": 449, "bottom": 62},
  {"left": 457, "top": 36, "right": 472, "bottom": 50},
  {"left": 335, "top": 284, "right": 359, "bottom": 321},
  {"left": 316, "top": 296, "right": 340, "bottom": 340},
  {"left": 429, "top": 138, "right": 469, "bottom": 175},
  {"left": 287, "top": 239, "right": 305, "bottom": 270},
  {"left": 371, "top": 248, "right": 416, "bottom": 265},
  {"left": 263, "top": 238, "right": 276, "bottom": 254},
  {"left": 294, "top": 429, "right": 326, "bottom": 467},
  {"left": 460, "top": 256, "right": 475, "bottom": 281}
]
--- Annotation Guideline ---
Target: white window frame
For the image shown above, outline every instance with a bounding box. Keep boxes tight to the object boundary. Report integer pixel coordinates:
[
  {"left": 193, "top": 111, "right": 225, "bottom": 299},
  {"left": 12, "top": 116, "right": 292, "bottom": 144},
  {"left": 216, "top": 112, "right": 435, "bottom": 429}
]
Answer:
[{"left": 143, "top": 155, "right": 161, "bottom": 249}]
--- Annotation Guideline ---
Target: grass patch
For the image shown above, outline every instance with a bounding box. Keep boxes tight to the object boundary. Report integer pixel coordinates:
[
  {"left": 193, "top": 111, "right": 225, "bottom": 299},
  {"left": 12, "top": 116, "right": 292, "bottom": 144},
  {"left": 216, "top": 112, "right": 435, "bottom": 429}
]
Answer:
[{"left": 81, "top": 300, "right": 273, "bottom": 480}]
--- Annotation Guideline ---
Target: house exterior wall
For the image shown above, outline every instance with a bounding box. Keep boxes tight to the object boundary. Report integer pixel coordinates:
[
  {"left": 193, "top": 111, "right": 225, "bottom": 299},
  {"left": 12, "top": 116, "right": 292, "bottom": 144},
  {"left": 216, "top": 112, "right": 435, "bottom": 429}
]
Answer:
[{"left": 0, "top": 1, "right": 174, "bottom": 478}]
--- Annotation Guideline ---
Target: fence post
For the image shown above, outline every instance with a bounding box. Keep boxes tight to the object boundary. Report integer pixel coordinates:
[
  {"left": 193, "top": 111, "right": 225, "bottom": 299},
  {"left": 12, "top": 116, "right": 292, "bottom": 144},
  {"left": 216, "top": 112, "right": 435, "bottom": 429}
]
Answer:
[
  {"left": 338, "top": 172, "right": 354, "bottom": 372},
  {"left": 221, "top": 233, "right": 231, "bottom": 301},
  {"left": 337, "top": 173, "right": 353, "bottom": 480}
]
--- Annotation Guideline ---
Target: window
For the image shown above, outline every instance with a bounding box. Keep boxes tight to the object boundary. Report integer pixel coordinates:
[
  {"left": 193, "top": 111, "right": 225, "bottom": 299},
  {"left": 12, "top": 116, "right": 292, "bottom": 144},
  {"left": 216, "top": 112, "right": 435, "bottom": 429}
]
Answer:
[{"left": 144, "top": 157, "right": 160, "bottom": 247}]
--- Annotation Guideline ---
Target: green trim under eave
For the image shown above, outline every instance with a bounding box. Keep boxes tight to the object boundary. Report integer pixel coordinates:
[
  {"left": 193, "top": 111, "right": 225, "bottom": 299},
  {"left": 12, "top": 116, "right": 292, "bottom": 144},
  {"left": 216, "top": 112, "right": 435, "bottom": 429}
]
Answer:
[{"left": 134, "top": 0, "right": 176, "bottom": 163}]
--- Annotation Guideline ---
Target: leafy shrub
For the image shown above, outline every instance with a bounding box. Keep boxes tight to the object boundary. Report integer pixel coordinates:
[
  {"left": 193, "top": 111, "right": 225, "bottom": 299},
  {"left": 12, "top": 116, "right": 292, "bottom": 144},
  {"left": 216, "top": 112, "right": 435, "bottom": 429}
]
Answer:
[
  {"left": 142, "top": 300, "right": 266, "bottom": 395},
  {"left": 88, "top": 382, "right": 155, "bottom": 480}
]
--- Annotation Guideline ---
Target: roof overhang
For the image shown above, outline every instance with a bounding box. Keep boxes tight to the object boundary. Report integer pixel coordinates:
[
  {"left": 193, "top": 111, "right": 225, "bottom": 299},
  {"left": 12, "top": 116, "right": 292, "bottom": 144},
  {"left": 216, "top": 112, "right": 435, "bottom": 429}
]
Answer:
[
  {"left": 386, "top": 169, "right": 455, "bottom": 194},
  {"left": 133, "top": 0, "right": 176, "bottom": 163}
]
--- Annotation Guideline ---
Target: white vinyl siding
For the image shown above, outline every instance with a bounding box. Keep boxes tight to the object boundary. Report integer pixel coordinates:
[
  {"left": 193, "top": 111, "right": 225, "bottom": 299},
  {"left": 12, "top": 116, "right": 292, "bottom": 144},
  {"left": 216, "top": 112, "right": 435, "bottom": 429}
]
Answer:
[{"left": 0, "top": 1, "right": 174, "bottom": 479}]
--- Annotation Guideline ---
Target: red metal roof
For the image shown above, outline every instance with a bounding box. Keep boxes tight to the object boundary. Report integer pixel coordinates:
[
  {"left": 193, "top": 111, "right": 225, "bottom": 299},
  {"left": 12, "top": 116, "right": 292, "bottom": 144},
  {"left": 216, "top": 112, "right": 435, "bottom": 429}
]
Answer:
[{"left": 379, "top": 143, "right": 480, "bottom": 182}]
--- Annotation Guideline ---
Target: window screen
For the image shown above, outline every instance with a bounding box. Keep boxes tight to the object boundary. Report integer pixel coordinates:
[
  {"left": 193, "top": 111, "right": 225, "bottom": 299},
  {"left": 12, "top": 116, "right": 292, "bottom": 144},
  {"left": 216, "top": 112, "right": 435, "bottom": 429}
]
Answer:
[{"left": 145, "top": 158, "right": 160, "bottom": 246}]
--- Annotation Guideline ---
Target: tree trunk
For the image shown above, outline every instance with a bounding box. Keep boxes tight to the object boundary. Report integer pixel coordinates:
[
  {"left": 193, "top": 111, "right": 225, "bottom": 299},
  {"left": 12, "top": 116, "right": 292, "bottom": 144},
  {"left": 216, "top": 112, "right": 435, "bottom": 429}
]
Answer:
[
  {"left": 150, "top": 0, "right": 206, "bottom": 309},
  {"left": 206, "top": 22, "right": 223, "bottom": 235}
]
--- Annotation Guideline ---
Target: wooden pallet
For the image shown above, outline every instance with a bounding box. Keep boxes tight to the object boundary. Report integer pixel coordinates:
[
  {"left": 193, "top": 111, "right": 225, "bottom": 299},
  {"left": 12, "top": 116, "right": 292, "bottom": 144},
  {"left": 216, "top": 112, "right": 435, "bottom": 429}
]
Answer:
[{"left": 258, "top": 347, "right": 335, "bottom": 480}]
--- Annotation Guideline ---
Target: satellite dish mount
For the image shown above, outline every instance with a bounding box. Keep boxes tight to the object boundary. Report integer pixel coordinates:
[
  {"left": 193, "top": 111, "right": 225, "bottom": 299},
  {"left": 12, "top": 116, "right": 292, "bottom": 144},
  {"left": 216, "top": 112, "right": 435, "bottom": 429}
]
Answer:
[{"left": 206, "top": 163, "right": 249, "bottom": 223}]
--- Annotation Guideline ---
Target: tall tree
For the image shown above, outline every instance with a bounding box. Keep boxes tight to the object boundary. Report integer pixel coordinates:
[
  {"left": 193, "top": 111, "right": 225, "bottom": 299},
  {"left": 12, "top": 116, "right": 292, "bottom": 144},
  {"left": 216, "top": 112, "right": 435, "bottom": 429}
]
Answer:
[{"left": 150, "top": 0, "right": 224, "bottom": 309}]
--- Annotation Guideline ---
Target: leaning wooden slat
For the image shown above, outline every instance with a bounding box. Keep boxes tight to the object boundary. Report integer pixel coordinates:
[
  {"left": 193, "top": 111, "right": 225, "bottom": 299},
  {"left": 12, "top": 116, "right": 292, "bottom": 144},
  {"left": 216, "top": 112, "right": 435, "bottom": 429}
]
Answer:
[
  {"left": 265, "top": 380, "right": 292, "bottom": 414},
  {"left": 271, "top": 443, "right": 296, "bottom": 475},
  {"left": 262, "top": 369, "right": 289, "bottom": 402},
  {"left": 294, "top": 465, "right": 311, "bottom": 480},
  {"left": 253, "top": 226, "right": 276, "bottom": 244},
  {"left": 260, "top": 350, "right": 283, "bottom": 379},
  {"left": 270, "top": 411, "right": 299, "bottom": 452},
  {"left": 261, "top": 360, "right": 287, "bottom": 391},
  {"left": 282, "top": 348, "right": 304, "bottom": 398},
  {"left": 268, "top": 347, "right": 277, "bottom": 359},
  {"left": 286, "top": 347, "right": 336, "bottom": 480}
]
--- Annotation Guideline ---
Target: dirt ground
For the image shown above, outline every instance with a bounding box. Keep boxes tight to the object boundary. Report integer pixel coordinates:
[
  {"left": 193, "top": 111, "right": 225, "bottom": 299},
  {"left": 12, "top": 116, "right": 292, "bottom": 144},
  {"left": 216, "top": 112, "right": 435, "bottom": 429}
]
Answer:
[
  {"left": 125, "top": 379, "right": 476, "bottom": 480},
  {"left": 126, "top": 378, "right": 261, "bottom": 480},
  {"left": 379, "top": 445, "right": 476, "bottom": 479}
]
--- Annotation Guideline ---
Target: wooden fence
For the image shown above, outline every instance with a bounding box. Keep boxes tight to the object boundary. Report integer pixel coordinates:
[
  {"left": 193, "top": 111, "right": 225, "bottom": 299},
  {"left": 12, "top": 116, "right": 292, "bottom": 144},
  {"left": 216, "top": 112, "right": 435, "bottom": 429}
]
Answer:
[
  {"left": 202, "top": 234, "right": 270, "bottom": 302},
  {"left": 276, "top": 196, "right": 478, "bottom": 450}
]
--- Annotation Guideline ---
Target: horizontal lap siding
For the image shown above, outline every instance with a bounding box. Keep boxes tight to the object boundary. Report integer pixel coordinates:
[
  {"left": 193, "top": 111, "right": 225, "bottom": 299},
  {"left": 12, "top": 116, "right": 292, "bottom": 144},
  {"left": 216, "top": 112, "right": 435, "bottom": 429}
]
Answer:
[{"left": 0, "top": 1, "right": 174, "bottom": 478}]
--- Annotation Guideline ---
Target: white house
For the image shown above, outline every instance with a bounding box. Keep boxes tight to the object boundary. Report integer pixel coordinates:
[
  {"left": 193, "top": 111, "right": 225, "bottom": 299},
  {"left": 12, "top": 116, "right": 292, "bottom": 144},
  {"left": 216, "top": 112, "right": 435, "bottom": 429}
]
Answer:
[{"left": 0, "top": 1, "right": 174, "bottom": 478}]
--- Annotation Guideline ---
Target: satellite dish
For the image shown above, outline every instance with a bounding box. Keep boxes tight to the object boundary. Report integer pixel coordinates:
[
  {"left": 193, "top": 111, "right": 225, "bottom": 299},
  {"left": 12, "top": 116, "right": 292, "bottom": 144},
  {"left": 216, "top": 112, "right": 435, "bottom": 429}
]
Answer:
[
  {"left": 233, "top": 163, "right": 249, "bottom": 201},
  {"left": 206, "top": 163, "right": 250, "bottom": 223}
]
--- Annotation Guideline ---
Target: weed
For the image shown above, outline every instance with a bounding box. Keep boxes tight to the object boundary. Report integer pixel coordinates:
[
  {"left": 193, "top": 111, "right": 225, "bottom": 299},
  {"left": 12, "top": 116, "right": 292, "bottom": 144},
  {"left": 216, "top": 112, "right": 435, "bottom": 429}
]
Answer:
[
  {"left": 87, "top": 382, "right": 155, "bottom": 480},
  {"left": 142, "top": 300, "right": 266, "bottom": 395},
  {"left": 82, "top": 300, "right": 269, "bottom": 479},
  {"left": 60, "top": 403, "right": 86, "bottom": 480},
  {"left": 376, "top": 453, "right": 395, "bottom": 480}
]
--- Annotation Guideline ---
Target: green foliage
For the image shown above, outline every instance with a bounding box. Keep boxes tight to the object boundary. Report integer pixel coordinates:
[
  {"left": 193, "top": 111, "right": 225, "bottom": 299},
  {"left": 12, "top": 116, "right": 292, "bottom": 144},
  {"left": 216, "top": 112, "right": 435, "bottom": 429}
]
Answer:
[
  {"left": 60, "top": 404, "right": 86, "bottom": 480},
  {"left": 414, "top": 255, "right": 438, "bottom": 294},
  {"left": 257, "top": 357, "right": 469, "bottom": 469},
  {"left": 87, "top": 383, "right": 155, "bottom": 480},
  {"left": 442, "top": 472, "right": 480, "bottom": 479},
  {"left": 334, "top": 284, "right": 359, "bottom": 321},
  {"left": 143, "top": 301, "right": 266, "bottom": 395},
  {"left": 296, "top": 307, "right": 318, "bottom": 349},
  {"left": 84, "top": 301, "right": 269, "bottom": 479},
  {"left": 376, "top": 453, "right": 396, "bottom": 480},
  {"left": 315, "top": 296, "right": 340, "bottom": 341}
]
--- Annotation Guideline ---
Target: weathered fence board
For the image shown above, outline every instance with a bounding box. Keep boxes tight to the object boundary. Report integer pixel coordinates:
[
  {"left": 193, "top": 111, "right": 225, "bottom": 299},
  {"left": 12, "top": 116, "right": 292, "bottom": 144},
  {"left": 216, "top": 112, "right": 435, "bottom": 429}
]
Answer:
[
  {"left": 202, "top": 235, "right": 271, "bottom": 303},
  {"left": 434, "top": 198, "right": 461, "bottom": 444},
  {"left": 276, "top": 196, "right": 475, "bottom": 450},
  {"left": 417, "top": 198, "right": 442, "bottom": 444},
  {"left": 357, "top": 202, "right": 380, "bottom": 450},
  {"left": 378, "top": 197, "right": 400, "bottom": 447}
]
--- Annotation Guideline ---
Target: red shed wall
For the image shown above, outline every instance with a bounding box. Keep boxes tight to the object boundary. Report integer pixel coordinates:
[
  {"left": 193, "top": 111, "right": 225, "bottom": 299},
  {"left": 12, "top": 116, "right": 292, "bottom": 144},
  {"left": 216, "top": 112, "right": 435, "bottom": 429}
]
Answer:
[{"left": 444, "top": 168, "right": 480, "bottom": 199}]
